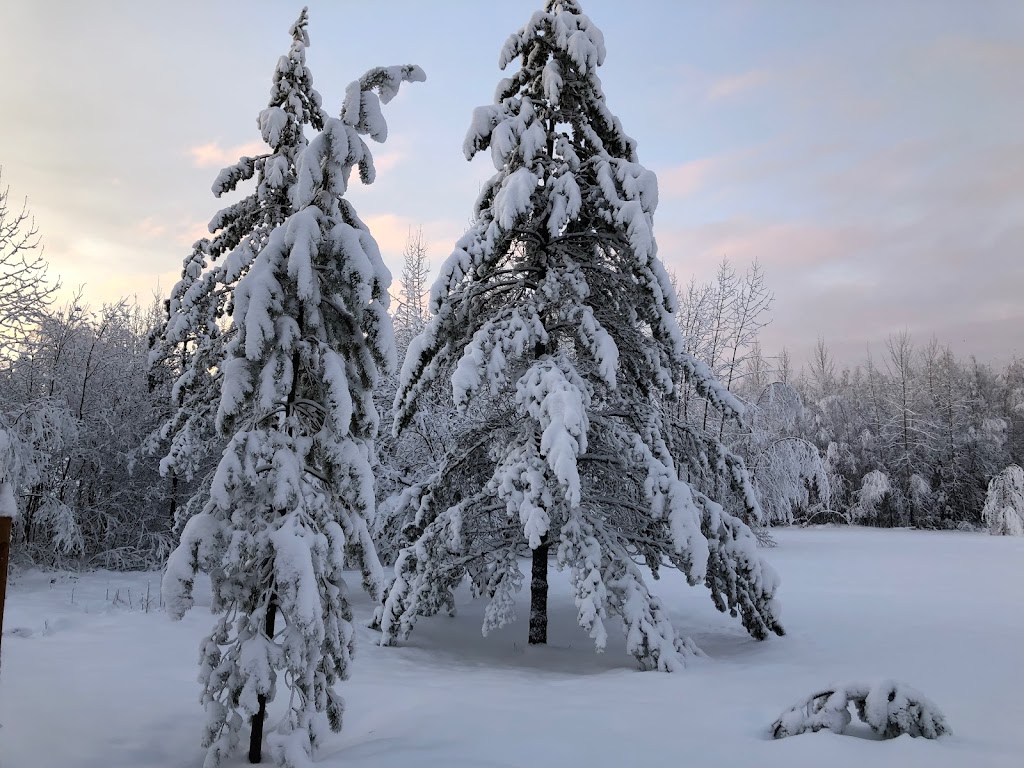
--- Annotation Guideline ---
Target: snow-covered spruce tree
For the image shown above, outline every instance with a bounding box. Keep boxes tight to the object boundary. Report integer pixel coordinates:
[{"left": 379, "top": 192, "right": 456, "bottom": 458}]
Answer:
[
  {"left": 982, "top": 465, "right": 1024, "bottom": 536},
  {"left": 161, "top": 11, "right": 423, "bottom": 767},
  {"left": 381, "top": 0, "right": 782, "bottom": 670},
  {"left": 148, "top": 5, "right": 331, "bottom": 525}
]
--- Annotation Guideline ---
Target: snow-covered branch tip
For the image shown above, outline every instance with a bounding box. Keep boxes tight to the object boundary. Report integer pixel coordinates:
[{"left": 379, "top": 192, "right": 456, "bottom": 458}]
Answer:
[{"left": 342, "top": 65, "right": 426, "bottom": 142}]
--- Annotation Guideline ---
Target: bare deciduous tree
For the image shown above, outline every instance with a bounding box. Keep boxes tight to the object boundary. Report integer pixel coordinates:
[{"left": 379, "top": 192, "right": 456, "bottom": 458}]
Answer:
[
  {"left": 0, "top": 171, "right": 58, "bottom": 349},
  {"left": 393, "top": 226, "right": 431, "bottom": 354}
]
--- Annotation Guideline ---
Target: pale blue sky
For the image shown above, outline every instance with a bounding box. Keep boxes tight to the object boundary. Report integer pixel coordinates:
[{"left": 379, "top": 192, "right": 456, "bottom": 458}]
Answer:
[{"left": 2, "top": 0, "right": 1021, "bottom": 364}]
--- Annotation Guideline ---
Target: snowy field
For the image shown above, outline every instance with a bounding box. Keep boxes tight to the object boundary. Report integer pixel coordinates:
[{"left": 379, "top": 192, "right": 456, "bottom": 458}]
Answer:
[{"left": 1, "top": 527, "right": 1022, "bottom": 768}]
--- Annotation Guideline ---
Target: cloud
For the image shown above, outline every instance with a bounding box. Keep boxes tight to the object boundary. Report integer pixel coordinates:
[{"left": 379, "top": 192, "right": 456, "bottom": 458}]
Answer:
[
  {"left": 657, "top": 147, "right": 769, "bottom": 200},
  {"left": 372, "top": 149, "right": 404, "bottom": 173},
  {"left": 132, "top": 216, "right": 210, "bottom": 248},
  {"left": 656, "top": 134, "right": 1024, "bottom": 366},
  {"left": 659, "top": 156, "right": 721, "bottom": 199},
  {"left": 660, "top": 219, "right": 873, "bottom": 279},
  {"left": 361, "top": 212, "right": 464, "bottom": 264},
  {"left": 186, "top": 139, "right": 265, "bottom": 169},
  {"left": 706, "top": 69, "right": 772, "bottom": 102},
  {"left": 921, "top": 36, "right": 1024, "bottom": 79},
  {"left": 173, "top": 219, "right": 213, "bottom": 248},
  {"left": 134, "top": 217, "right": 167, "bottom": 239}
]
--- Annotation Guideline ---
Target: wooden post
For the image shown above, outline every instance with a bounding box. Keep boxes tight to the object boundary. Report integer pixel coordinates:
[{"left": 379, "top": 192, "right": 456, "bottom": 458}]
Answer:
[{"left": 0, "top": 516, "right": 12, "bottom": 670}]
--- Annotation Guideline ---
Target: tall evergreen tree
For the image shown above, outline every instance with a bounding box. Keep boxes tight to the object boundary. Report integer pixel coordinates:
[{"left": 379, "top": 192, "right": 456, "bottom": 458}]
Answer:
[
  {"left": 147, "top": 0, "right": 332, "bottom": 515},
  {"left": 161, "top": 9, "right": 423, "bottom": 766},
  {"left": 381, "top": 0, "right": 781, "bottom": 670}
]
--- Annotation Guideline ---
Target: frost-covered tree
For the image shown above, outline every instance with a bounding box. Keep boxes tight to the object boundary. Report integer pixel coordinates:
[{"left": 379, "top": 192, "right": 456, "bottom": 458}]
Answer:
[
  {"left": 381, "top": 0, "right": 782, "bottom": 669},
  {"left": 161, "top": 10, "right": 423, "bottom": 767},
  {"left": 851, "top": 469, "right": 891, "bottom": 523},
  {"left": 0, "top": 171, "right": 58, "bottom": 352},
  {"left": 392, "top": 227, "right": 431, "bottom": 355},
  {"left": 744, "top": 383, "right": 830, "bottom": 525},
  {"left": 982, "top": 465, "right": 1024, "bottom": 536},
  {"left": 1, "top": 296, "right": 168, "bottom": 568}
]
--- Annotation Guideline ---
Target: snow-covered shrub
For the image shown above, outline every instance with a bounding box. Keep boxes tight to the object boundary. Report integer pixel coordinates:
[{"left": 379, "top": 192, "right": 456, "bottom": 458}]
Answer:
[
  {"left": 0, "top": 398, "right": 82, "bottom": 560},
  {"left": 851, "top": 469, "right": 890, "bottom": 523},
  {"left": 0, "top": 427, "right": 17, "bottom": 519},
  {"left": 982, "top": 465, "right": 1024, "bottom": 536},
  {"left": 751, "top": 438, "right": 830, "bottom": 525},
  {"left": 735, "top": 382, "right": 831, "bottom": 526},
  {"left": 772, "top": 680, "right": 950, "bottom": 740}
]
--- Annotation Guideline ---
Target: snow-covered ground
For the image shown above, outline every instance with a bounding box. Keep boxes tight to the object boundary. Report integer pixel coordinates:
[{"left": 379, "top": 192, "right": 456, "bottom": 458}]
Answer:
[{"left": 1, "top": 527, "right": 1021, "bottom": 768}]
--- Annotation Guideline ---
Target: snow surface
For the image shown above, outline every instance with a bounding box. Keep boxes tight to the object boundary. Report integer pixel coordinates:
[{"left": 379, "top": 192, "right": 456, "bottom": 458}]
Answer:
[{"left": 2, "top": 527, "right": 1023, "bottom": 767}]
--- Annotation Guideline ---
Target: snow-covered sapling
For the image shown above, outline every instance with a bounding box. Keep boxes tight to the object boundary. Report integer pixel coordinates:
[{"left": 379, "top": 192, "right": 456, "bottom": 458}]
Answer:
[{"left": 161, "top": 9, "right": 423, "bottom": 767}]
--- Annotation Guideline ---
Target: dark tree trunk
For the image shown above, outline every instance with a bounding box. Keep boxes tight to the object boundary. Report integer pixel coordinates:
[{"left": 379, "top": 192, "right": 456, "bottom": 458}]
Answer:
[
  {"left": 528, "top": 535, "right": 549, "bottom": 645},
  {"left": 528, "top": 325, "right": 552, "bottom": 646},
  {"left": 248, "top": 598, "right": 278, "bottom": 763},
  {"left": 169, "top": 473, "right": 178, "bottom": 525}
]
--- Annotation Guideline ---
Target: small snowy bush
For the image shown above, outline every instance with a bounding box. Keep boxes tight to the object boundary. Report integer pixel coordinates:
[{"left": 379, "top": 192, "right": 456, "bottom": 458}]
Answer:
[{"left": 771, "top": 680, "right": 950, "bottom": 740}]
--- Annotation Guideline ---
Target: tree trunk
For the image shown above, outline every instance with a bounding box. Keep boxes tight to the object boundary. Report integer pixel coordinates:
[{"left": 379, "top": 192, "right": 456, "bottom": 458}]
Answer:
[
  {"left": 529, "top": 330, "right": 551, "bottom": 647},
  {"left": 528, "top": 535, "right": 549, "bottom": 645},
  {"left": 248, "top": 598, "right": 278, "bottom": 763},
  {"left": 169, "top": 473, "right": 178, "bottom": 526},
  {"left": 250, "top": 343, "right": 300, "bottom": 761}
]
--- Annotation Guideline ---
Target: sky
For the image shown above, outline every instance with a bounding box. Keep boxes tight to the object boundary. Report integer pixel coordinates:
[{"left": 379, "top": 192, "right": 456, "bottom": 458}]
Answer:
[{"left": 1, "top": 0, "right": 1022, "bottom": 366}]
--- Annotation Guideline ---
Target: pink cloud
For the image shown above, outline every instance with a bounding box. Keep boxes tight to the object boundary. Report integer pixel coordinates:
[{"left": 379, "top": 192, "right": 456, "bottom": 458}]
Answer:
[
  {"left": 372, "top": 149, "right": 404, "bottom": 173},
  {"left": 706, "top": 69, "right": 772, "bottom": 102},
  {"left": 186, "top": 139, "right": 266, "bottom": 169},
  {"left": 658, "top": 218, "right": 874, "bottom": 285},
  {"left": 174, "top": 219, "right": 212, "bottom": 248},
  {"left": 135, "top": 216, "right": 168, "bottom": 239},
  {"left": 361, "top": 213, "right": 463, "bottom": 262},
  {"left": 659, "top": 156, "right": 721, "bottom": 199}
]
